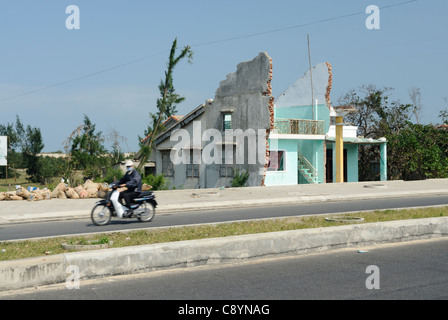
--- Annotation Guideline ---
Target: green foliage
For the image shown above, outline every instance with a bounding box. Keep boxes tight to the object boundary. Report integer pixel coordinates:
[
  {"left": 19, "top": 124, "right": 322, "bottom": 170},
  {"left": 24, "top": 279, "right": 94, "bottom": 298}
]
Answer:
[
  {"left": 340, "top": 85, "right": 448, "bottom": 181},
  {"left": 342, "top": 85, "right": 412, "bottom": 138},
  {"left": 99, "top": 167, "right": 124, "bottom": 184},
  {"left": 137, "top": 38, "right": 193, "bottom": 170},
  {"left": 39, "top": 156, "right": 65, "bottom": 184},
  {"left": 231, "top": 169, "right": 250, "bottom": 187},
  {"left": 67, "top": 115, "right": 108, "bottom": 181},
  {"left": 387, "top": 124, "right": 448, "bottom": 180},
  {"left": 340, "top": 86, "right": 412, "bottom": 181},
  {"left": 142, "top": 173, "right": 170, "bottom": 190},
  {"left": 0, "top": 115, "right": 45, "bottom": 183},
  {"left": 23, "top": 126, "right": 45, "bottom": 183},
  {"left": 438, "top": 98, "right": 448, "bottom": 124},
  {"left": 0, "top": 118, "right": 23, "bottom": 179}
]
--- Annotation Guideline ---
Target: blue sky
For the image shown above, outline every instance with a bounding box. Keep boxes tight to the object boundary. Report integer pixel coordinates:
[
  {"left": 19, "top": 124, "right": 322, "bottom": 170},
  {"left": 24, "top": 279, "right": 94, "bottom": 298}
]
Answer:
[{"left": 0, "top": 0, "right": 446, "bottom": 152}]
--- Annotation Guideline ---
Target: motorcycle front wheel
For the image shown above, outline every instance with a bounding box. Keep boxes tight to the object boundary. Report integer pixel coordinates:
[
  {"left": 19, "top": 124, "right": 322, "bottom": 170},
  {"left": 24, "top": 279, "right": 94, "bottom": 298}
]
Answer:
[
  {"left": 91, "top": 204, "right": 112, "bottom": 226},
  {"left": 136, "top": 202, "right": 155, "bottom": 222}
]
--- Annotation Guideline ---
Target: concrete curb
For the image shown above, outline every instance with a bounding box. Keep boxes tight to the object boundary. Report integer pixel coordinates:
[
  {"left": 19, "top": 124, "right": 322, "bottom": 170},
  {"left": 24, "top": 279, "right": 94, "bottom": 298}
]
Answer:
[
  {"left": 159, "top": 189, "right": 448, "bottom": 212},
  {"left": 1, "top": 217, "right": 448, "bottom": 291},
  {"left": 2, "top": 188, "right": 448, "bottom": 225}
]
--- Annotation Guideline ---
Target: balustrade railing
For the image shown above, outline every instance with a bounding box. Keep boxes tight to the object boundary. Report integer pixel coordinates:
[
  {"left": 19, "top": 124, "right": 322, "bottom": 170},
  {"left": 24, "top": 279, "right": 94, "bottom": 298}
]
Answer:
[{"left": 274, "top": 119, "right": 324, "bottom": 135}]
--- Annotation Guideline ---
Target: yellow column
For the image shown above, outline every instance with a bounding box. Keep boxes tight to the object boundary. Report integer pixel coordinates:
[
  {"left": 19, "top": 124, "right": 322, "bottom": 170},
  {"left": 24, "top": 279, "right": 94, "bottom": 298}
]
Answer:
[{"left": 335, "top": 116, "right": 344, "bottom": 183}]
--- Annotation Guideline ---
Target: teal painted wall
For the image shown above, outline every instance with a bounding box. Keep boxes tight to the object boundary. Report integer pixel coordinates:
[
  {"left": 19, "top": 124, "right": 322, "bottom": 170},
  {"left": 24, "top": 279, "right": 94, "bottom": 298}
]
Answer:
[
  {"left": 269, "top": 104, "right": 364, "bottom": 185},
  {"left": 267, "top": 104, "right": 330, "bottom": 186},
  {"left": 265, "top": 138, "right": 327, "bottom": 186},
  {"left": 346, "top": 144, "right": 359, "bottom": 182},
  {"left": 380, "top": 143, "right": 387, "bottom": 181},
  {"left": 297, "top": 139, "right": 325, "bottom": 184},
  {"left": 326, "top": 143, "right": 359, "bottom": 182},
  {"left": 265, "top": 139, "right": 298, "bottom": 186}
]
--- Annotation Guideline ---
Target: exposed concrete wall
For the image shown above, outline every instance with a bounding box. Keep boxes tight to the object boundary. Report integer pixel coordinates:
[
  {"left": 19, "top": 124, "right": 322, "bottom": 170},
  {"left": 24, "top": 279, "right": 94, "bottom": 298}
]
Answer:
[
  {"left": 276, "top": 62, "right": 332, "bottom": 109},
  {"left": 274, "top": 62, "right": 332, "bottom": 136},
  {"left": 203, "top": 52, "right": 273, "bottom": 188},
  {"left": 153, "top": 52, "right": 273, "bottom": 189}
]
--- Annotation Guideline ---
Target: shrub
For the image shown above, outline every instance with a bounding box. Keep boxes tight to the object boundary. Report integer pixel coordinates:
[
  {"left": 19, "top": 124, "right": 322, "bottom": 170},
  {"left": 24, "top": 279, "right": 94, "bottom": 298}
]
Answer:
[
  {"left": 142, "top": 174, "right": 170, "bottom": 190},
  {"left": 99, "top": 167, "right": 124, "bottom": 184},
  {"left": 231, "top": 169, "right": 249, "bottom": 187}
]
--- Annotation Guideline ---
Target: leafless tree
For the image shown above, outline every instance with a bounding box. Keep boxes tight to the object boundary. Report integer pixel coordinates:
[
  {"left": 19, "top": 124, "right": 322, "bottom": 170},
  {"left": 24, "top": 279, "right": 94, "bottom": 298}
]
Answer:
[{"left": 408, "top": 87, "right": 422, "bottom": 125}]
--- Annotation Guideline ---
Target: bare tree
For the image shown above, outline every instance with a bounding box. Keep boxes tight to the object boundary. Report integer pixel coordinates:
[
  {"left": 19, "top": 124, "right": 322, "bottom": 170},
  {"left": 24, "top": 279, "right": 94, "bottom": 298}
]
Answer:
[
  {"left": 439, "top": 97, "right": 448, "bottom": 124},
  {"left": 408, "top": 87, "right": 422, "bottom": 125},
  {"left": 337, "top": 85, "right": 412, "bottom": 181},
  {"left": 105, "top": 128, "right": 129, "bottom": 163}
]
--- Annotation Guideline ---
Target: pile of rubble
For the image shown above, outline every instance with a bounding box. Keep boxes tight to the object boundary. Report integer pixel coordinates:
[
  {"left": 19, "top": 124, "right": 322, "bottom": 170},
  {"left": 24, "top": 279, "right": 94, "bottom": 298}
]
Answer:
[{"left": 0, "top": 180, "right": 152, "bottom": 202}]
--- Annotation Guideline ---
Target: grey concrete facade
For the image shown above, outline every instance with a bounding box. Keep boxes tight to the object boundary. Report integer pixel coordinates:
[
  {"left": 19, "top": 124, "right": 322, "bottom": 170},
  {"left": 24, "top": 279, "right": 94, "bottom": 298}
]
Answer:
[{"left": 154, "top": 52, "right": 273, "bottom": 189}]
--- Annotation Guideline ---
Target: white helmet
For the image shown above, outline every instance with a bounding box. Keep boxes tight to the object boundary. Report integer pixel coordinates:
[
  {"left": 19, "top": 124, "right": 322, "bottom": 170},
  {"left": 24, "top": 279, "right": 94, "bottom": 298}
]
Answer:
[{"left": 125, "top": 160, "right": 134, "bottom": 167}]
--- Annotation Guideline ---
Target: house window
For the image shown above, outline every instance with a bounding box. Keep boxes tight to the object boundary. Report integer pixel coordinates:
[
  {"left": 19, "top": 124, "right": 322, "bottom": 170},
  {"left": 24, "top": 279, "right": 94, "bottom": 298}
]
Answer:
[
  {"left": 186, "top": 152, "right": 199, "bottom": 178},
  {"left": 267, "top": 150, "right": 285, "bottom": 171},
  {"left": 220, "top": 146, "right": 234, "bottom": 178},
  {"left": 223, "top": 113, "right": 232, "bottom": 131},
  {"left": 161, "top": 151, "right": 174, "bottom": 177}
]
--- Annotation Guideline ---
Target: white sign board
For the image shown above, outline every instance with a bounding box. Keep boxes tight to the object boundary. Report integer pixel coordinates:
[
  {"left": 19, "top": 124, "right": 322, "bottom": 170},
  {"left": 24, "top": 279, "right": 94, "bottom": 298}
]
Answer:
[{"left": 0, "top": 136, "right": 7, "bottom": 166}]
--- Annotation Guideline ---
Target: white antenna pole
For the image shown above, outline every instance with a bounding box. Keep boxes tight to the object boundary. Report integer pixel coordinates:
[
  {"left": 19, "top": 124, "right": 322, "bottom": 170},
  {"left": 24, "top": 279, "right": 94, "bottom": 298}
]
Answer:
[{"left": 307, "top": 34, "right": 315, "bottom": 120}]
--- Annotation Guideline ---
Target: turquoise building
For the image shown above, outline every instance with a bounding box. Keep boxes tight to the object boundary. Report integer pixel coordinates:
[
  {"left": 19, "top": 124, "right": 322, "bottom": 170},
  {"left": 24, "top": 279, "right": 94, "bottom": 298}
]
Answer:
[{"left": 264, "top": 62, "right": 387, "bottom": 186}]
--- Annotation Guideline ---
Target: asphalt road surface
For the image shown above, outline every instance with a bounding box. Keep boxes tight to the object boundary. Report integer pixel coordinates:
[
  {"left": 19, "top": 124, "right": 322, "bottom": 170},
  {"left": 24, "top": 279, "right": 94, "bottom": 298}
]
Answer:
[
  {"left": 1, "top": 195, "right": 447, "bottom": 241},
  {"left": 1, "top": 238, "right": 447, "bottom": 301}
]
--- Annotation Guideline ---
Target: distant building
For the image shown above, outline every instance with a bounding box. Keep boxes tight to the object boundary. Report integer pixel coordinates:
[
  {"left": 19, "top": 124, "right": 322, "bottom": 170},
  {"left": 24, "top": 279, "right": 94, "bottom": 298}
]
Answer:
[{"left": 37, "top": 152, "right": 69, "bottom": 159}]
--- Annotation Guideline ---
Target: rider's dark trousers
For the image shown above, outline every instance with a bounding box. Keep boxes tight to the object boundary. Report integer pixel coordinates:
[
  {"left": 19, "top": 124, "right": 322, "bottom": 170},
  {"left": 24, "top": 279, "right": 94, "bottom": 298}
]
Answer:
[{"left": 119, "top": 190, "right": 139, "bottom": 209}]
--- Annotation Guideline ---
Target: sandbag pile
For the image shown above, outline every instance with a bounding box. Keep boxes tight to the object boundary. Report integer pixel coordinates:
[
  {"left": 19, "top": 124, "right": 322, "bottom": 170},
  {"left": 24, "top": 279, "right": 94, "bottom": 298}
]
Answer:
[
  {"left": 17, "top": 187, "right": 51, "bottom": 201},
  {"left": 0, "top": 180, "right": 112, "bottom": 202},
  {"left": 0, "top": 187, "right": 52, "bottom": 202},
  {"left": 57, "top": 180, "right": 111, "bottom": 199},
  {"left": 0, "top": 191, "right": 26, "bottom": 201},
  {"left": 0, "top": 180, "right": 153, "bottom": 202}
]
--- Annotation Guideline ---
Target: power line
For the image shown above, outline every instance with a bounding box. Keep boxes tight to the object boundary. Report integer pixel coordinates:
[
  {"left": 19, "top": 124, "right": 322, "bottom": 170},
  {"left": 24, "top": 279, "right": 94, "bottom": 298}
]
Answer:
[
  {"left": 0, "top": 0, "right": 419, "bottom": 103},
  {"left": 0, "top": 50, "right": 168, "bottom": 103},
  {"left": 194, "top": 0, "right": 418, "bottom": 47}
]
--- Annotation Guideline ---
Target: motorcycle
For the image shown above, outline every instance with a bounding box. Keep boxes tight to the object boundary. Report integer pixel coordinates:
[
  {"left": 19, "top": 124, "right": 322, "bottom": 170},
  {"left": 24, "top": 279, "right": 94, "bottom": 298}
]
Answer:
[{"left": 91, "top": 183, "right": 157, "bottom": 226}]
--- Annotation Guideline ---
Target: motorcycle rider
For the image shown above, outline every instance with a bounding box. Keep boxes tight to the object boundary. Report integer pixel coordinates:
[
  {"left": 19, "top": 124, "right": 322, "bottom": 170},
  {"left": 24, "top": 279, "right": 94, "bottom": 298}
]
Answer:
[{"left": 116, "top": 160, "right": 142, "bottom": 217}]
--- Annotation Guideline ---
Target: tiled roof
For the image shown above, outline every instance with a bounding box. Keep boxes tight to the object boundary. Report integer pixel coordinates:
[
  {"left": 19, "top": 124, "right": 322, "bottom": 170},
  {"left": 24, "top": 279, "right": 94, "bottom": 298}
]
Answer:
[{"left": 140, "top": 115, "right": 184, "bottom": 143}]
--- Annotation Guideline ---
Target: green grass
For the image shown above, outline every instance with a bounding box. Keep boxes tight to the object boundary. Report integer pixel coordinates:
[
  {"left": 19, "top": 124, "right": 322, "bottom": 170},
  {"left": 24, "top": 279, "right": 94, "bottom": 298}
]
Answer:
[
  {"left": 0, "top": 176, "right": 62, "bottom": 193},
  {"left": 0, "top": 177, "right": 29, "bottom": 192},
  {"left": 0, "top": 206, "right": 447, "bottom": 262}
]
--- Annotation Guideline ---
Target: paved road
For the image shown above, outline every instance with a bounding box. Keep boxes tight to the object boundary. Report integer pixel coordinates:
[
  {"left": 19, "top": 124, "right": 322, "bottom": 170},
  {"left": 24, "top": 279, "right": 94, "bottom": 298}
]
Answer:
[
  {"left": 1, "top": 195, "right": 447, "bottom": 241},
  {"left": 1, "top": 238, "right": 447, "bottom": 301}
]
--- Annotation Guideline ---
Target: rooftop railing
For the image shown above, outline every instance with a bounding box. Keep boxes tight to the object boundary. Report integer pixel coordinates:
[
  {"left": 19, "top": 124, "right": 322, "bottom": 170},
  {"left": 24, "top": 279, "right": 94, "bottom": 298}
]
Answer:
[{"left": 274, "top": 119, "right": 325, "bottom": 135}]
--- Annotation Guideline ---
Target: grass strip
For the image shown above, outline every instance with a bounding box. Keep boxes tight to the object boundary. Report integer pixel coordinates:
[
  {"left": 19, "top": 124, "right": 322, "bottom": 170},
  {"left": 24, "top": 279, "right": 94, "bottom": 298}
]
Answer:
[{"left": 1, "top": 206, "right": 447, "bottom": 262}]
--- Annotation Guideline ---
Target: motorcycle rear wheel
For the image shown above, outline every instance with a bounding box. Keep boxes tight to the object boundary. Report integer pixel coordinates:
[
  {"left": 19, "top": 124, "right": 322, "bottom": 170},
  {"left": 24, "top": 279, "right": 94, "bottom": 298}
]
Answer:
[
  {"left": 91, "top": 204, "right": 112, "bottom": 226},
  {"left": 137, "top": 202, "right": 155, "bottom": 222}
]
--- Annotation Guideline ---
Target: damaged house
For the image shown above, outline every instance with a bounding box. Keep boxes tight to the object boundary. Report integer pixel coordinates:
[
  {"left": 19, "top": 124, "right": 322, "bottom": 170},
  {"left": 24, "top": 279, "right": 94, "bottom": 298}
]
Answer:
[{"left": 139, "top": 52, "right": 387, "bottom": 189}]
